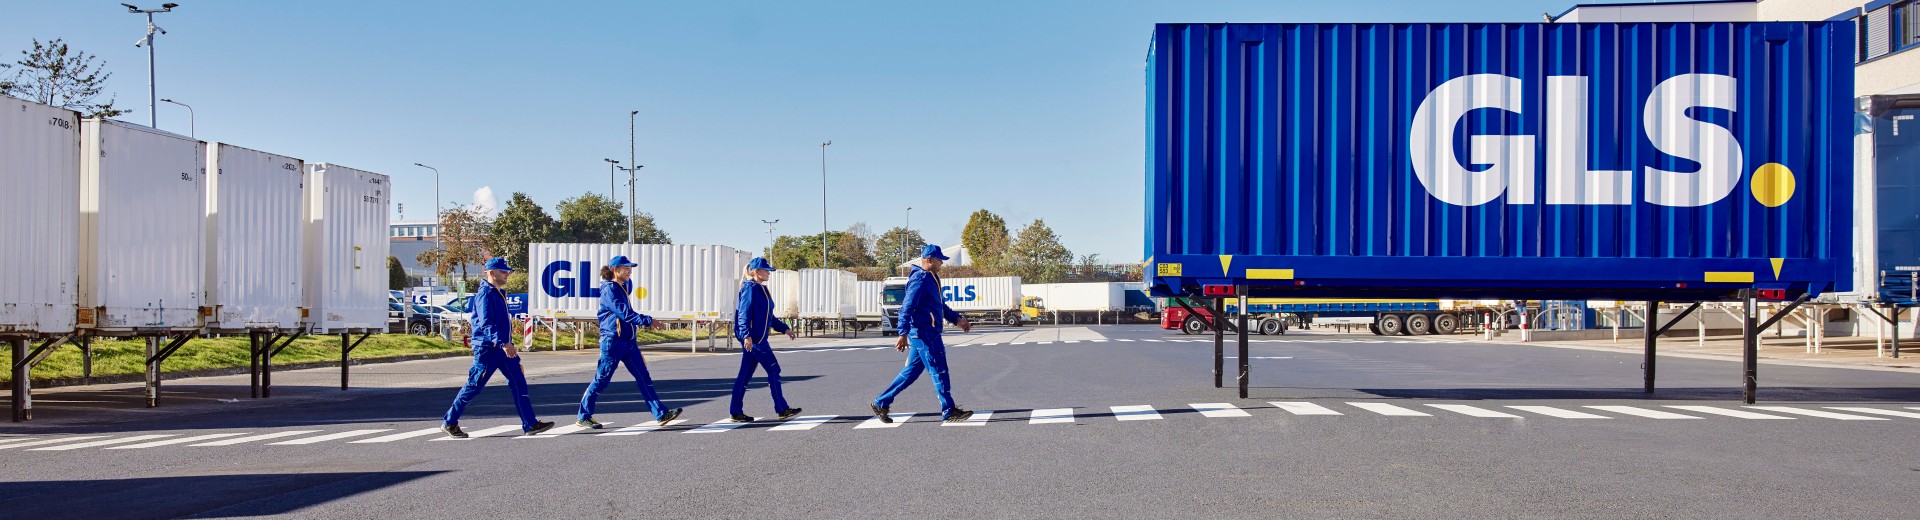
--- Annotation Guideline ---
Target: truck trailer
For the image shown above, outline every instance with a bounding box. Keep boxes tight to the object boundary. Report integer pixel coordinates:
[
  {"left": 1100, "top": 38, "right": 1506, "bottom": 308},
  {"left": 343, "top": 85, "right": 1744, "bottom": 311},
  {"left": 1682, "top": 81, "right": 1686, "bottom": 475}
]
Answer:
[{"left": 880, "top": 275, "right": 1023, "bottom": 333}]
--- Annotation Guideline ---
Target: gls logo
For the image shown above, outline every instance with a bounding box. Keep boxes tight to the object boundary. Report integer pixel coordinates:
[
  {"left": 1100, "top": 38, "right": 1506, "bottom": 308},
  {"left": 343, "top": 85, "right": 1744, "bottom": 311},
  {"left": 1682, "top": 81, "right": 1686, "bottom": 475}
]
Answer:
[
  {"left": 941, "top": 285, "right": 978, "bottom": 302},
  {"left": 1410, "top": 73, "right": 1778, "bottom": 208},
  {"left": 540, "top": 261, "right": 603, "bottom": 298}
]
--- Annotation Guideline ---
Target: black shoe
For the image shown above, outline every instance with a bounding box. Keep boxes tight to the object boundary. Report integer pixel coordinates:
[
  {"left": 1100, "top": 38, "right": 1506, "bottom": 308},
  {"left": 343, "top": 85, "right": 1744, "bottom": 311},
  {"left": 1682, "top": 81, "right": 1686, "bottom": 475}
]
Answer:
[
  {"left": 943, "top": 408, "right": 975, "bottom": 423},
  {"left": 657, "top": 408, "right": 684, "bottom": 426},
  {"left": 729, "top": 414, "right": 756, "bottom": 423},
  {"left": 576, "top": 418, "right": 604, "bottom": 430},
  {"left": 871, "top": 404, "right": 892, "bottom": 423},
  {"left": 777, "top": 407, "right": 803, "bottom": 420},
  {"left": 442, "top": 424, "right": 468, "bottom": 439},
  {"left": 524, "top": 421, "right": 556, "bottom": 436}
]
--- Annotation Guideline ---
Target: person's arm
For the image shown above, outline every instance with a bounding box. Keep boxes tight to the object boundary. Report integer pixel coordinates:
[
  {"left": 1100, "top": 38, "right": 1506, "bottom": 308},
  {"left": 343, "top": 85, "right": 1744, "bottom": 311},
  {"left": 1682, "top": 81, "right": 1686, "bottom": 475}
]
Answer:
[
  {"left": 735, "top": 284, "right": 754, "bottom": 345},
  {"left": 616, "top": 282, "right": 654, "bottom": 329},
  {"left": 896, "top": 272, "right": 923, "bottom": 335}
]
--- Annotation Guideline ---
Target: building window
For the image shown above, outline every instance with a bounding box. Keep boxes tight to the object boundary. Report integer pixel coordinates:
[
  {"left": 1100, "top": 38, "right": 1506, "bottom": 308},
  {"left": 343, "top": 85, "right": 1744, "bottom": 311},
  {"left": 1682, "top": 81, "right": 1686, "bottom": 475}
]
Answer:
[{"left": 1858, "top": 0, "right": 1920, "bottom": 62}]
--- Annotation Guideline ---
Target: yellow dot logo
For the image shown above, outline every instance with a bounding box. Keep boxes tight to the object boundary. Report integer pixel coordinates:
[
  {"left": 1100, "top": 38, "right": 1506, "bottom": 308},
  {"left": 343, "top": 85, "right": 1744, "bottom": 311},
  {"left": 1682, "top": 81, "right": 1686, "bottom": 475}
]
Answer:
[
  {"left": 632, "top": 286, "right": 648, "bottom": 300},
  {"left": 1750, "top": 163, "right": 1795, "bottom": 208}
]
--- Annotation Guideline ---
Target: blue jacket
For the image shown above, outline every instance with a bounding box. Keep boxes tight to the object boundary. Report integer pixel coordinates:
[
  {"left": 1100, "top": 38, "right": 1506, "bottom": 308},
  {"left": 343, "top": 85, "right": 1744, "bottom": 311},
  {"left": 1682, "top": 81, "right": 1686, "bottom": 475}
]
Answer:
[
  {"left": 597, "top": 279, "right": 654, "bottom": 346},
  {"left": 469, "top": 282, "right": 514, "bottom": 348},
  {"left": 734, "top": 280, "right": 790, "bottom": 346},
  {"left": 896, "top": 265, "right": 961, "bottom": 338}
]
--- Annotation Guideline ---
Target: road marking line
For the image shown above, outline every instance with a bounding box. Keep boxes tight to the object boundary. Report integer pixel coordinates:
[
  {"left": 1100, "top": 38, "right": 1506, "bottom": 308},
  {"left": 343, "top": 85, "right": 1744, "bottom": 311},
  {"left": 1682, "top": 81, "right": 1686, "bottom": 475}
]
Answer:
[
  {"left": 943, "top": 410, "right": 994, "bottom": 426},
  {"left": 269, "top": 429, "right": 392, "bottom": 445},
  {"left": 1427, "top": 404, "right": 1521, "bottom": 418},
  {"left": 1664, "top": 406, "right": 1793, "bottom": 419},
  {"left": 1585, "top": 406, "right": 1701, "bottom": 419},
  {"left": 770, "top": 415, "right": 837, "bottom": 431},
  {"left": 31, "top": 434, "right": 177, "bottom": 451},
  {"left": 429, "top": 425, "right": 523, "bottom": 441},
  {"left": 351, "top": 428, "right": 447, "bottom": 443},
  {"left": 1828, "top": 407, "right": 1920, "bottom": 419},
  {"left": 1507, "top": 406, "right": 1609, "bottom": 419},
  {"left": 0, "top": 436, "right": 108, "bottom": 450},
  {"left": 1348, "top": 403, "right": 1431, "bottom": 417},
  {"left": 855, "top": 413, "right": 917, "bottom": 429},
  {"left": 1029, "top": 408, "right": 1075, "bottom": 424},
  {"left": 1115, "top": 339, "right": 1134, "bottom": 342},
  {"left": 109, "top": 433, "right": 250, "bottom": 449},
  {"left": 1190, "top": 403, "right": 1252, "bottom": 418},
  {"left": 1270, "top": 402, "right": 1343, "bottom": 415},
  {"left": 1036, "top": 341, "right": 1054, "bottom": 345},
  {"left": 1063, "top": 341, "right": 1080, "bottom": 344},
  {"left": 1747, "top": 406, "right": 1888, "bottom": 420},
  {"left": 981, "top": 343, "right": 1001, "bottom": 346},
  {"left": 518, "top": 423, "right": 598, "bottom": 439},
  {"left": 687, "top": 418, "right": 754, "bottom": 433},
  {"left": 195, "top": 430, "right": 324, "bottom": 446},
  {"left": 1111, "top": 405, "right": 1162, "bottom": 421},
  {"left": 602, "top": 419, "right": 688, "bottom": 436}
]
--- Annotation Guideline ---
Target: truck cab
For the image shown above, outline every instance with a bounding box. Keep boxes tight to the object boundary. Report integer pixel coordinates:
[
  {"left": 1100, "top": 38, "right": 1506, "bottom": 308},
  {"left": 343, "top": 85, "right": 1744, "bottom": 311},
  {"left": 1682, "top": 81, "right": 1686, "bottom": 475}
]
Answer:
[
  {"left": 1021, "top": 296, "right": 1046, "bottom": 321},
  {"left": 879, "top": 276, "right": 909, "bottom": 334}
]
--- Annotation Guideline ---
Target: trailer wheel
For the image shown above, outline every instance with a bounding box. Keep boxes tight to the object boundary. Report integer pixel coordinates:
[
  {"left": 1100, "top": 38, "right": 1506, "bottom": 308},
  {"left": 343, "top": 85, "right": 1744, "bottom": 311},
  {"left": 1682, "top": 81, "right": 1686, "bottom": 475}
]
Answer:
[
  {"left": 1182, "top": 317, "right": 1207, "bottom": 335},
  {"left": 1377, "top": 314, "right": 1405, "bottom": 336},
  {"left": 1367, "top": 322, "right": 1382, "bottom": 335},
  {"left": 1259, "top": 318, "right": 1283, "bottom": 335},
  {"left": 1432, "top": 313, "right": 1459, "bottom": 335},
  {"left": 1405, "top": 314, "right": 1431, "bottom": 335}
]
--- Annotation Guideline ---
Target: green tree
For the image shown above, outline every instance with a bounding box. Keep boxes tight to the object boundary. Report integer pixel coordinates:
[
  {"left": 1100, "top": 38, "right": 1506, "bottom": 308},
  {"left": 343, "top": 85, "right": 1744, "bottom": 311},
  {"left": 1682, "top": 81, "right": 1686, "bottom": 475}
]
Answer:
[
  {"left": 486, "top": 192, "right": 555, "bottom": 270},
  {"left": 961, "top": 209, "right": 1011, "bottom": 270},
  {"left": 0, "top": 38, "right": 124, "bottom": 117},
  {"left": 767, "top": 235, "right": 817, "bottom": 271},
  {"left": 631, "top": 212, "right": 671, "bottom": 244},
  {"left": 873, "top": 226, "right": 926, "bottom": 268},
  {"left": 834, "top": 223, "right": 875, "bottom": 267},
  {"left": 416, "top": 206, "right": 490, "bottom": 290},
  {"left": 1004, "top": 219, "right": 1073, "bottom": 283},
  {"left": 387, "top": 255, "right": 408, "bottom": 290},
  {"left": 553, "top": 193, "right": 627, "bottom": 243},
  {"left": 501, "top": 272, "right": 530, "bottom": 293}
]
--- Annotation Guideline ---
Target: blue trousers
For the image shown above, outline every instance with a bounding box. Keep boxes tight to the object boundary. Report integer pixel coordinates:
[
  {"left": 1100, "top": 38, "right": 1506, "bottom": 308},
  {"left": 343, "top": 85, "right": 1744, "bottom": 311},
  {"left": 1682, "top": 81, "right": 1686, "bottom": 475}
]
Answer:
[
  {"left": 578, "top": 345, "right": 668, "bottom": 421},
  {"left": 444, "top": 347, "right": 538, "bottom": 430},
  {"left": 873, "top": 334, "right": 957, "bottom": 418},
  {"left": 730, "top": 343, "right": 790, "bottom": 416}
]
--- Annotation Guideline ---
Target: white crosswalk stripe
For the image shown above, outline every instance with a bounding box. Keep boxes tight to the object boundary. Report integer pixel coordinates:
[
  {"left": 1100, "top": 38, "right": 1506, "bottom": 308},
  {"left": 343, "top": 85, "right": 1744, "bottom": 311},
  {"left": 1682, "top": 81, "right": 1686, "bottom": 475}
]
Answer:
[
  {"left": 352, "top": 428, "right": 447, "bottom": 443},
  {"left": 269, "top": 429, "right": 392, "bottom": 445},
  {"left": 1271, "top": 402, "right": 1343, "bottom": 415},
  {"left": 0, "top": 436, "right": 107, "bottom": 450},
  {"left": 31, "top": 434, "right": 177, "bottom": 451},
  {"left": 110, "top": 433, "right": 252, "bottom": 449},
  {"left": 943, "top": 410, "right": 994, "bottom": 426},
  {"left": 429, "top": 425, "right": 522, "bottom": 441},
  {"left": 1029, "top": 408, "right": 1075, "bottom": 424},
  {"left": 1427, "top": 404, "right": 1521, "bottom": 418},
  {"left": 1586, "top": 406, "right": 1700, "bottom": 419},
  {"left": 1191, "top": 403, "right": 1251, "bottom": 418},
  {"left": 855, "top": 413, "right": 917, "bottom": 428},
  {"left": 1111, "top": 405, "right": 1162, "bottom": 421},
  {"left": 603, "top": 419, "right": 688, "bottom": 436},
  {"left": 518, "top": 423, "right": 595, "bottom": 439},
  {"left": 195, "top": 430, "right": 323, "bottom": 446},
  {"left": 1664, "top": 405, "right": 1793, "bottom": 419},
  {"left": 770, "top": 415, "right": 837, "bottom": 431},
  {"left": 1509, "top": 406, "right": 1609, "bottom": 419},
  {"left": 1349, "top": 403, "right": 1431, "bottom": 417},
  {"left": 688, "top": 418, "right": 755, "bottom": 433},
  {"left": 1747, "top": 407, "right": 1887, "bottom": 420},
  {"left": 1827, "top": 407, "right": 1920, "bottom": 419}
]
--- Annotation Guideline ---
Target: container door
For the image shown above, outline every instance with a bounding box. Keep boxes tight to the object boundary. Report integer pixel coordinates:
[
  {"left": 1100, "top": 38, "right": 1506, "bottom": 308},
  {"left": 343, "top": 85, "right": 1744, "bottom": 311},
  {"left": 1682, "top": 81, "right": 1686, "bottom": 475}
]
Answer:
[{"left": 1875, "top": 96, "right": 1920, "bottom": 304}]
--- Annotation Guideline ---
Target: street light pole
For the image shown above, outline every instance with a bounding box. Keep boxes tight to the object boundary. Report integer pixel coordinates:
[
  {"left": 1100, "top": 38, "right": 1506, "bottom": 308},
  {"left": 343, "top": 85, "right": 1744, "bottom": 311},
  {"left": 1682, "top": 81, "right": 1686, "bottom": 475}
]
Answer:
[
  {"left": 160, "top": 98, "right": 192, "bottom": 137},
  {"left": 412, "top": 162, "right": 442, "bottom": 285},
  {"left": 629, "top": 110, "right": 639, "bottom": 244},
  {"left": 621, "top": 165, "right": 641, "bottom": 244},
  {"left": 604, "top": 158, "right": 619, "bottom": 201},
  {"left": 761, "top": 219, "right": 779, "bottom": 257},
  {"left": 124, "top": 3, "right": 179, "bottom": 128},
  {"left": 904, "top": 206, "right": 912, "bottom": 262},
  {"left": 820, "top": 140, "right": 831, "bottom": 267}
]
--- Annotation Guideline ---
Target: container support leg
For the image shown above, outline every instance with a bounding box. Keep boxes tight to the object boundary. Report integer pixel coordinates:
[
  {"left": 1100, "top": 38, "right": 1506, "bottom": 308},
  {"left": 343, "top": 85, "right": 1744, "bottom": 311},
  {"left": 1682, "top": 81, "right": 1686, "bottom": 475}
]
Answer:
[
  {"left": 249, "top": 331, "right": 262, "bottom": 398},
  {"left": 1741, "top": 293, "right": 1809, "bottom": 404},
  {"left": 1642, "top": 301, "right": 1657, "bottom": 393},
  {"left": 11, "top": 338, "right": 28, "bottom": 421},
  {"left": 262, "top": 331, "right": 305, "bottom": 398},
  {"left": 80, "top": 336, "right": 92, "bottom": 386},
  {"left": 342, "top": 332, "right": 370, "bottom": 391},
  {"left": 1236, "top": 292, "right": 1249, "bottom": 399},
  {"left": 1213, "top": 297, "right": 1224, "bottom": 389}
]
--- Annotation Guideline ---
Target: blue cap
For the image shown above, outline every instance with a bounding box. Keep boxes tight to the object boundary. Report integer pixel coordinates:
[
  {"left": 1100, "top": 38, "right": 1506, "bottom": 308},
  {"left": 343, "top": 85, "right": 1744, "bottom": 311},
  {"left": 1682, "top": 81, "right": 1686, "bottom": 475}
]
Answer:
[
  {"left": 919, "top": 244, "right": 949, "bottom": 261},
  {"left": 746, "top": 257, "right": 776, "bottom": 271},
  {"left": 483, "top": 257, "right": 512, "bottom": 272},
  {"left": 609, "top": 255, "right": 639, "bottom": 268}
]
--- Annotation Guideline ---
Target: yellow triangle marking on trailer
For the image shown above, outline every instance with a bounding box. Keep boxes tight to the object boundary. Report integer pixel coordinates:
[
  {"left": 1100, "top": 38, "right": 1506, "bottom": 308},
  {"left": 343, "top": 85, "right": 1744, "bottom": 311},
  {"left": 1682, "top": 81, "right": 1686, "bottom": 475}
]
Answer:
[
  {"left": 1219, "top": 255, "right": 1232, "bottom": 275},
  {"left": 1770, "top": 258, "right": 1784, "bottom": 279}
]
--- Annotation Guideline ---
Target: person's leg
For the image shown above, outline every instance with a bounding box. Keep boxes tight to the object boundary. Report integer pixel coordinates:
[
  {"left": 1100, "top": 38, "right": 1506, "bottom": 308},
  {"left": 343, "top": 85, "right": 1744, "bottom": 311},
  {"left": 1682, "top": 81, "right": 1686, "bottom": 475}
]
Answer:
[
  {"left": 621, "top": 348, "right": 668, "bottom": 419},
  {"left": 922, "top": 336, "right": 957, "bottom": 418},
  {"left": 498, "top": 353, "right": 538, "bottom": 431},
  {"left": 577, "top": 348, "right": 621, "bottom": 420},
  {"left": 444, "top": 350, "right": 497, "bottom": 425},
  {"left": 728, "top": 348, "right": 759, "bottom": 417},
  {"left": 873, "top": 341, "right": 925, "bottom": 408},
  {"left": 755, "top": 346, "right": 790, "bottom": 413}
]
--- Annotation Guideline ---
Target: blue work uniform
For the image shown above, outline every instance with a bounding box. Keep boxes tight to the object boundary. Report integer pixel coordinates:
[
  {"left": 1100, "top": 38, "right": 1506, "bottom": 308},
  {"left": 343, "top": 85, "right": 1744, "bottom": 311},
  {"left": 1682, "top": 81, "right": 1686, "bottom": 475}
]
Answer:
[
  {"left": 731, "top": 279, "right": 792, "bottom": 416},
  {"left": 444, "top": 281, "right": 538, "bottom": 430},
  {"left": 873, "top": 265, "right": 966, "bottom": 418},
  {"left": 578, "top": 279, "right": 671, "bottom": 421}
]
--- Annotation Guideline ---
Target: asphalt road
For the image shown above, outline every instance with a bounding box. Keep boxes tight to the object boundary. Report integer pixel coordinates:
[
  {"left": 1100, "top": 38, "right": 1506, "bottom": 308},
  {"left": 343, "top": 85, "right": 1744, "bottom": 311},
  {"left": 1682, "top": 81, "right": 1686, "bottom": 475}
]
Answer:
[{"left": 4, "top": 324, "right": 1919, "bottom": 519}]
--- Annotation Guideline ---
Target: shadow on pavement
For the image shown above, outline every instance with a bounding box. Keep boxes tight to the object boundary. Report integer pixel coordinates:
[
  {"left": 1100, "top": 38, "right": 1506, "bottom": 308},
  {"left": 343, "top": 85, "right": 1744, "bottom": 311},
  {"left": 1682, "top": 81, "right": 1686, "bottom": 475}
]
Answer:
[
  {"left": 1353, "top": 386, "right": 1920, "bottom": 402},
  {"left": 0, "top": 470, "right": 446, "bottom": 519}
]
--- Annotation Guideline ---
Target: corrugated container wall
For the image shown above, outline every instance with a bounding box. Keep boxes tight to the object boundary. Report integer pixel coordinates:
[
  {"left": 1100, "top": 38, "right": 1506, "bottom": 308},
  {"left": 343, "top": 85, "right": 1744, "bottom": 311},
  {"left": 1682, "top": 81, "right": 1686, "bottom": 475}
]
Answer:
[
  {"left": 937, "top": 277, "right": 1022, "bottom": 312},
  {"left": 1146, "top": 22, "right": 1855, "bottom": 300},
  {"left": 79, "top": 119, "right": 206, "bottom": 331},
  {"left": 0, "top": 96, "right": 80, "bottom": 334},
  {"left": 1022, "top": 283, "right": 1128, "bottom": 312},
  {"left": 205, "top": 143, "right": 305, "bottom": 330},
  {"left": 766, "top": 271, "right": 799, "bottom": 319},
  {"left": 795, "top": 269, "right": 857, "bottom": 319},
  {"left": 527, "top": 243, "right": 752, "bottom": 321},
  {"left": 302, "top": 163, "right": 390, "bottom": 332},
  {"left": 857, "top": 280, "right": 884, "bottom": 317}
]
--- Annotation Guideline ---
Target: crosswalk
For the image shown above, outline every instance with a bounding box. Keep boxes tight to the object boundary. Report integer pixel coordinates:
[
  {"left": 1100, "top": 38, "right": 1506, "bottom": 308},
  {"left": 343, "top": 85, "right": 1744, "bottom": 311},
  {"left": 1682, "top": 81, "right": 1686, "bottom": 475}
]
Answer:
[
  {"left": 7, "top": 403, "right": 1918, "bottom": 455},
  {"left": 759, "top": 336, "right": 1471, "bottom": 356}
]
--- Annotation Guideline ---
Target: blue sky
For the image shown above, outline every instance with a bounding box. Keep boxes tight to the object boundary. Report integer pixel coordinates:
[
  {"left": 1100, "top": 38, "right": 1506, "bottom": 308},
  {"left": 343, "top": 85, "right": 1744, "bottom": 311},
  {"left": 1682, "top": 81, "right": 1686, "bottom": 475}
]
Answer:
[{"left": 3, "top": 0, "right": 1587, "bottom": 261}]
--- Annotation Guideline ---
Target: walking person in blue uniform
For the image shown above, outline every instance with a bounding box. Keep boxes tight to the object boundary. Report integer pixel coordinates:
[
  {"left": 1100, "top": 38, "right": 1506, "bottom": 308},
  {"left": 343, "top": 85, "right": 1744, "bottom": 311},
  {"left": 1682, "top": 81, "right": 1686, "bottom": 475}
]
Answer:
[
  {"left": 729, "top": 257, "right": 802, "bottom": 423},
  {"left": 442, "top": 258, "right": 554, "bottom": 438},
  {"left": 576, "top": 255, "right": 684, "bottom": 429},
  {"left": 872, "top": 245, "right": 975, "bottom": 423}
]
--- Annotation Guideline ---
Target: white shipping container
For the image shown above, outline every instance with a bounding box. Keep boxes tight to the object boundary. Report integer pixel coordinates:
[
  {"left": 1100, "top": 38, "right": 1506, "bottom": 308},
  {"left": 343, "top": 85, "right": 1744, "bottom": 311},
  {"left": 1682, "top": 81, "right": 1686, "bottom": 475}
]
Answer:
[
  {"left": 1020, "top": 283, "right": 1127, "bottom": 312},
  {"left": 935, "top": 276, "right": 1022, "bottom": 312},
  {"left": 527, "top": 243, "right": 752, "bottom": 321},
  {"left": 79, "top": 118, "right": 207, "bottom": 331},
  {"left": 205, "top": 143, "right": 305, "bottom": 330},
  {"left": 794, "top": 269, "right": 856, "bottom": 320},
  {"left": 765, "top": 271, "right": 799, "bottom": 320},
  {"left": 302, "top": 163, "right": 391, "bottom": 332},
  {"left": 856, "top": 280, "right": 884, "bottom": 318},
  {"left": 0, "top": 96, "right": 80, "bottom": 334}
]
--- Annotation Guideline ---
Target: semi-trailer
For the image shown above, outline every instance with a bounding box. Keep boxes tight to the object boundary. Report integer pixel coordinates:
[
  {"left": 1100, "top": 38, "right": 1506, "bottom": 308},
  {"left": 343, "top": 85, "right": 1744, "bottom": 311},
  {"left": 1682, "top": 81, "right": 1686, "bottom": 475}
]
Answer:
[{"left": 880, "top": 275, "right": 1023, "bottom": 333}]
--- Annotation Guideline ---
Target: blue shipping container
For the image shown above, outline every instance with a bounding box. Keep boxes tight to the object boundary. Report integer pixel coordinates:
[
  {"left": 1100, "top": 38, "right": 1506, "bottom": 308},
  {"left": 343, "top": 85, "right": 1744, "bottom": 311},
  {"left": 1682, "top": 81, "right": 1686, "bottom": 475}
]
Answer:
[{"left": 1146, "top": 22, "right": 1854, "bottom": 301}]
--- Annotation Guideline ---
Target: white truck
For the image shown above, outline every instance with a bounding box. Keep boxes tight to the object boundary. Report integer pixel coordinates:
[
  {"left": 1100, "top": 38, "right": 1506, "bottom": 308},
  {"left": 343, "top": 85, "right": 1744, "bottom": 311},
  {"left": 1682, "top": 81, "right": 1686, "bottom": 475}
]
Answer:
[
  {"left": 1019, "top": 282, "right": 1158, "bottom": 324},
  {"left": 880, "top": 275, "right": 1023, "bottom": 333}
]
